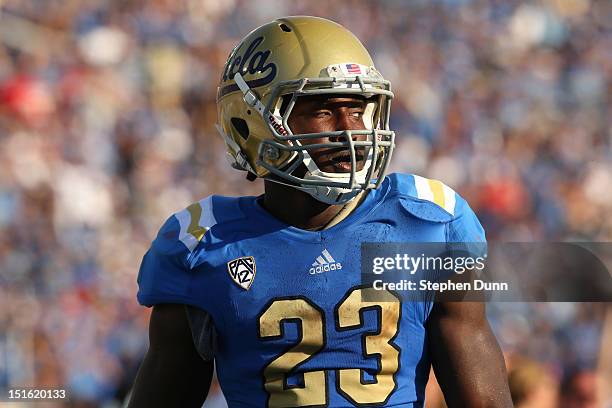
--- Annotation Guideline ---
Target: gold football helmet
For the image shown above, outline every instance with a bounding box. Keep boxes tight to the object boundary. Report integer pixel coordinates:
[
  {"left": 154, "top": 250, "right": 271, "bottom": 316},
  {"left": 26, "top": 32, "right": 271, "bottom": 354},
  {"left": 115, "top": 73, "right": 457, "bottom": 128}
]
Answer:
[{"left": 216, "top": 16, "right": 395, "bottom": 204}]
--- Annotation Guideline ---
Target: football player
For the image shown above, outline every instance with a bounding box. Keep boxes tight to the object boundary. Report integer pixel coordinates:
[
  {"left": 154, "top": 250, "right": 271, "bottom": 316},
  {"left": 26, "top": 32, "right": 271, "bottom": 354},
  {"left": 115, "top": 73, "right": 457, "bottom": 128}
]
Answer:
[{"left": 129, "top": 16, "right": 512, "bottom": 408}]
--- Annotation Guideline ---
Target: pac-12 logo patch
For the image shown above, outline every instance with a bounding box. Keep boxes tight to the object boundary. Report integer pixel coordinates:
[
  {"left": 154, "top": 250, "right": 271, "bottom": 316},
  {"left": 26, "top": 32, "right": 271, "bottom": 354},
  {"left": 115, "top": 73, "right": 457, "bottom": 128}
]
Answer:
[{"left": 227, "top": 256, "right": 256, "bottom": 290}]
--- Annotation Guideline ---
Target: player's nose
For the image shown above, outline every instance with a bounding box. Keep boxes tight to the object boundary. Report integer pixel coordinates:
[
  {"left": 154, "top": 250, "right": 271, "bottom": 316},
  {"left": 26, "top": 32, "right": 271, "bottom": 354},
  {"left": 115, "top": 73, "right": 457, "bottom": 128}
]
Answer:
[{"left": 330, "top": 110, "right": 366, "bottom": 142}]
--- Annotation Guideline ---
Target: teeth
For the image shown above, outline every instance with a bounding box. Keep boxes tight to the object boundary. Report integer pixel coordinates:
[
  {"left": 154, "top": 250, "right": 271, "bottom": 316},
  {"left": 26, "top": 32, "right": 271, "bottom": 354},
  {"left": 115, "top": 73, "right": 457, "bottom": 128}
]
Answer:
[{"left": 332, "top": 155, "right": 363, "bottom": 163}]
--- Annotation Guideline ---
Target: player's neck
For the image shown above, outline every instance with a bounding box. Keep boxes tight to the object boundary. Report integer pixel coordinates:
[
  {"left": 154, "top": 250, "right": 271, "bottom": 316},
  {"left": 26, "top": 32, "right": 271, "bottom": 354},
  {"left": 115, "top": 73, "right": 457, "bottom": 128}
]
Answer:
[{"left": 262, "top": 180, "right": 344, "bottom": 231}]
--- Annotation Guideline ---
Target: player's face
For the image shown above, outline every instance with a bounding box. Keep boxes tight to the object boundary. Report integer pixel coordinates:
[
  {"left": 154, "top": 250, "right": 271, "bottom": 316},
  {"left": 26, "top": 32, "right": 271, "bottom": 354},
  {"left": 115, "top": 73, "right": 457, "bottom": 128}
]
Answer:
[{"left": 288, "top": 95, "right": 368, "bottom": 173}]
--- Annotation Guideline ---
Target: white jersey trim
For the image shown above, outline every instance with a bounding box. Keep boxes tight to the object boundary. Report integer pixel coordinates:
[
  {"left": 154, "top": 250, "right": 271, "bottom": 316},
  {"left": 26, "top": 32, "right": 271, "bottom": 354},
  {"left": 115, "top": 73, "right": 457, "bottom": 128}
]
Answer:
[
  {"left": 176, "top": 196, "right": 217, "bottom": 252},
  {"left": 413, "top": 175, "right": 456, "bottom": 216}
]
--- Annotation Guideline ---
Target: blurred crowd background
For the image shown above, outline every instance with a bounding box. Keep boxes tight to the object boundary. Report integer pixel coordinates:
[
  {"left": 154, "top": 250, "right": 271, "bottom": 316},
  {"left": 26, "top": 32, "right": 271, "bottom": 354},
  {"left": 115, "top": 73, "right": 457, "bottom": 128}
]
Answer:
[{"left": 0, "top": 0, "right": 610, "bottom": 407}]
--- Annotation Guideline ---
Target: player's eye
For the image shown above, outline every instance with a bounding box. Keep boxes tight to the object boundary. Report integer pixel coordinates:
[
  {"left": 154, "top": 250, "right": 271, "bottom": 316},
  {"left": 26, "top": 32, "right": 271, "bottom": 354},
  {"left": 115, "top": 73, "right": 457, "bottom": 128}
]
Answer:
[{"left": 313, "top": 110, "right": 332, "bottom": 118}]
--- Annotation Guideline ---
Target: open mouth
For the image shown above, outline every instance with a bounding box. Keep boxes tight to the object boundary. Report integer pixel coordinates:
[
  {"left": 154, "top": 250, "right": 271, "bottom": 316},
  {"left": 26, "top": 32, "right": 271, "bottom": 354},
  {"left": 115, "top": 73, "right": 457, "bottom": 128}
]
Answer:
[
  {"left": 319, "top": 149, "right": 366, "bottom": 172},
  {"left": 329, "top": 150, "right": 365, "bottom": 164}
]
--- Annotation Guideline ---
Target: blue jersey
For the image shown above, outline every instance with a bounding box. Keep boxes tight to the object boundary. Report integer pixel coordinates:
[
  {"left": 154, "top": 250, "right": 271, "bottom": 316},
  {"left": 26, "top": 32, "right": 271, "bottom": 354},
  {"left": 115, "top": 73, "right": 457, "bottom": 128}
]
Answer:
[{"left": 137, "top": 173, "right": 485, "bottom": 408}]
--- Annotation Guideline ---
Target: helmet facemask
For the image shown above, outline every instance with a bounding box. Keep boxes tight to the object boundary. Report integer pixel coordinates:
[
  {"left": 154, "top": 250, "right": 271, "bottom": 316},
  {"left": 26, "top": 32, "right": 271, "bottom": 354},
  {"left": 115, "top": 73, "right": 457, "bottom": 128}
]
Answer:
[{"left": 236, "top": 64, "right": 395, "bottom": 205}]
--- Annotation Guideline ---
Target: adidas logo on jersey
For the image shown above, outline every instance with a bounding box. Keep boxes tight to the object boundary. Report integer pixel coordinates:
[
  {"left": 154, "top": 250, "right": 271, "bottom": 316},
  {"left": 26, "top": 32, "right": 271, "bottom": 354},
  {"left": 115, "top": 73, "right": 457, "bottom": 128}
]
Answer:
[{"left": 309, "top": 249, "right": 343, "bottom": 275}]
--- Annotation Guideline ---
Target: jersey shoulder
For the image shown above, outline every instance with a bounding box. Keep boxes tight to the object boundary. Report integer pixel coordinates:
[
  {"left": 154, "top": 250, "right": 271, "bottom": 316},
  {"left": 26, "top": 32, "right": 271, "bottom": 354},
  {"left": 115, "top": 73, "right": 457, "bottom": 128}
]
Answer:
[
  {"left": 386, "top": 172, "right": 458, "bottom": 220},
  {"left": 137, "top": 195, "right": 246, "bottom": 307},
  {"left": 384, "top": 173, "right": 485, "bottom": 242},
  {"left": 152, "top": 195, "right": 246, "bottom": 255}
]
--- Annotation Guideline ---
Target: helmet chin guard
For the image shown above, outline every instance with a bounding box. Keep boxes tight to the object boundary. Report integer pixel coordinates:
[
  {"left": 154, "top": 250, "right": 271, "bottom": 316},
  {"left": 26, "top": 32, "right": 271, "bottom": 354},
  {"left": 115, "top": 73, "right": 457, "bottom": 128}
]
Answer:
[{"left": 295, "top": 127, "right": 383, "bottom": 204}]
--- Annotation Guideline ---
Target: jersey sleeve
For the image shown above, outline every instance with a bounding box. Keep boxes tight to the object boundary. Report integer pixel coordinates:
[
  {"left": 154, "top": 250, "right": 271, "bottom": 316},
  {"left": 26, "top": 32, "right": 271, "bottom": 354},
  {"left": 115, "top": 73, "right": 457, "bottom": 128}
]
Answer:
[
  {"left": 137, "top": 196, "right": 220, "bottom": 307},
  {"left": 137, "top": 214, "right": 197, "bottom": 307},
  {"left": 446, "top": 194, "right": 487, "bottom": 259},
  {"left": 446, "top": 195, "right": 486, "bottom": 242}
]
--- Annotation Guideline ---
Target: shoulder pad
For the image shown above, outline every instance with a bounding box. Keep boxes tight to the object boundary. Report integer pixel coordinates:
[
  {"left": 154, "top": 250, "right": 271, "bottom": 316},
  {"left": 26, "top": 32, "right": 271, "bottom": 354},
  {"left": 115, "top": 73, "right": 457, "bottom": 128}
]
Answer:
[
  {"left": 389, "top": 173, "right": 457, "bottom": 223},
  {"left": 174, "top": 196, "right": 217, "bottom": 252},
  {"left": 171, "top": 195, "right": 245, "bottom": 252}
]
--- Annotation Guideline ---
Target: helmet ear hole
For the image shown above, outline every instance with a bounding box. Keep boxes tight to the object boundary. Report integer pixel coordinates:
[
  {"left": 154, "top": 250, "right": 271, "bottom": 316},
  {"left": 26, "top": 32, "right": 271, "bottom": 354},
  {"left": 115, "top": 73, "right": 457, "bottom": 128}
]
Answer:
[
  {"left": 231, "top": 117, "right": 250, "bottom": 140},
  {"left": 278, "top": 23, "right": 292, "bottom": 32}
]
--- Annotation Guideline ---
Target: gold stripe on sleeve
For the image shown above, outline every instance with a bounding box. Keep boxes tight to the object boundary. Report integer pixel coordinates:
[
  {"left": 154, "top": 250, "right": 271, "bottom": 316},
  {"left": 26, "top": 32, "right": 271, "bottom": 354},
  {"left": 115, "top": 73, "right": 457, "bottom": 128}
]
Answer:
[
  {"left": 186, "top": 203, "right": 207, "bottom": 241},
  {"left": 427, "top": 179, "right": 445, "bottom": 209}
]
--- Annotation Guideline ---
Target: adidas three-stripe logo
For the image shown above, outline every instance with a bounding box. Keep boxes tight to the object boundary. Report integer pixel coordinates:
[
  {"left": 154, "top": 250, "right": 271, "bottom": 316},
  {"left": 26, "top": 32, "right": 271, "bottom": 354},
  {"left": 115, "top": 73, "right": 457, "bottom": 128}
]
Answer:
[{"left": 309, "top": 249, "right": 343, "bottom": 275}]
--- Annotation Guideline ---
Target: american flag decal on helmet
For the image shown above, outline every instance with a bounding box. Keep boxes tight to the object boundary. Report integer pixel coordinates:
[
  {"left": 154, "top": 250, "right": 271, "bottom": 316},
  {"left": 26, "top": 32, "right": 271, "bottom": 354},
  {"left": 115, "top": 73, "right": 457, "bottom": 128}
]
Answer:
[{"left": 345, "top": 63, "right": 361, "bottom": 74}]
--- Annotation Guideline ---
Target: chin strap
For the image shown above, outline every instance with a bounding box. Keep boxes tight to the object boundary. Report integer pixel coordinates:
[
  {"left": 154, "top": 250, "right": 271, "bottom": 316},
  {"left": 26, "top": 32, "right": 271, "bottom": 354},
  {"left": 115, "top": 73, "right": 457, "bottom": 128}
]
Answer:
[
  {"left": 234, "top": 72, "right": 288, "bottom": 136},
  {"left": 264, "top": 175, "right": 319, "bottom": 196},
  {"left": 215, "top": 123, "right": 257, "bottom": 174},
  {"left": 265, "top": 175, "right": 361, "bottom": 205},
  {"left": 322, "top": 191, "right": 368, "bottom": 229},
  {"left": 234, "top": 72, "right": 267, "bottom": 116},
  {"left": 215, "top": 72, "right": 284, "bottom": 177}
]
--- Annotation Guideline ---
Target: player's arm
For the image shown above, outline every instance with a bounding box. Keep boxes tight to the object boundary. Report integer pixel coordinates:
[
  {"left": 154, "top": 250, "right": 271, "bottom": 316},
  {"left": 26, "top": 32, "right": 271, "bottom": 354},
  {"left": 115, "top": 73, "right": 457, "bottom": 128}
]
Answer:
[
  {"left": 128, "top": 304, "right": 214, "bottom": 408},
  {"left": 427, "top": 301, "right": 513, "bottom": 408}
]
